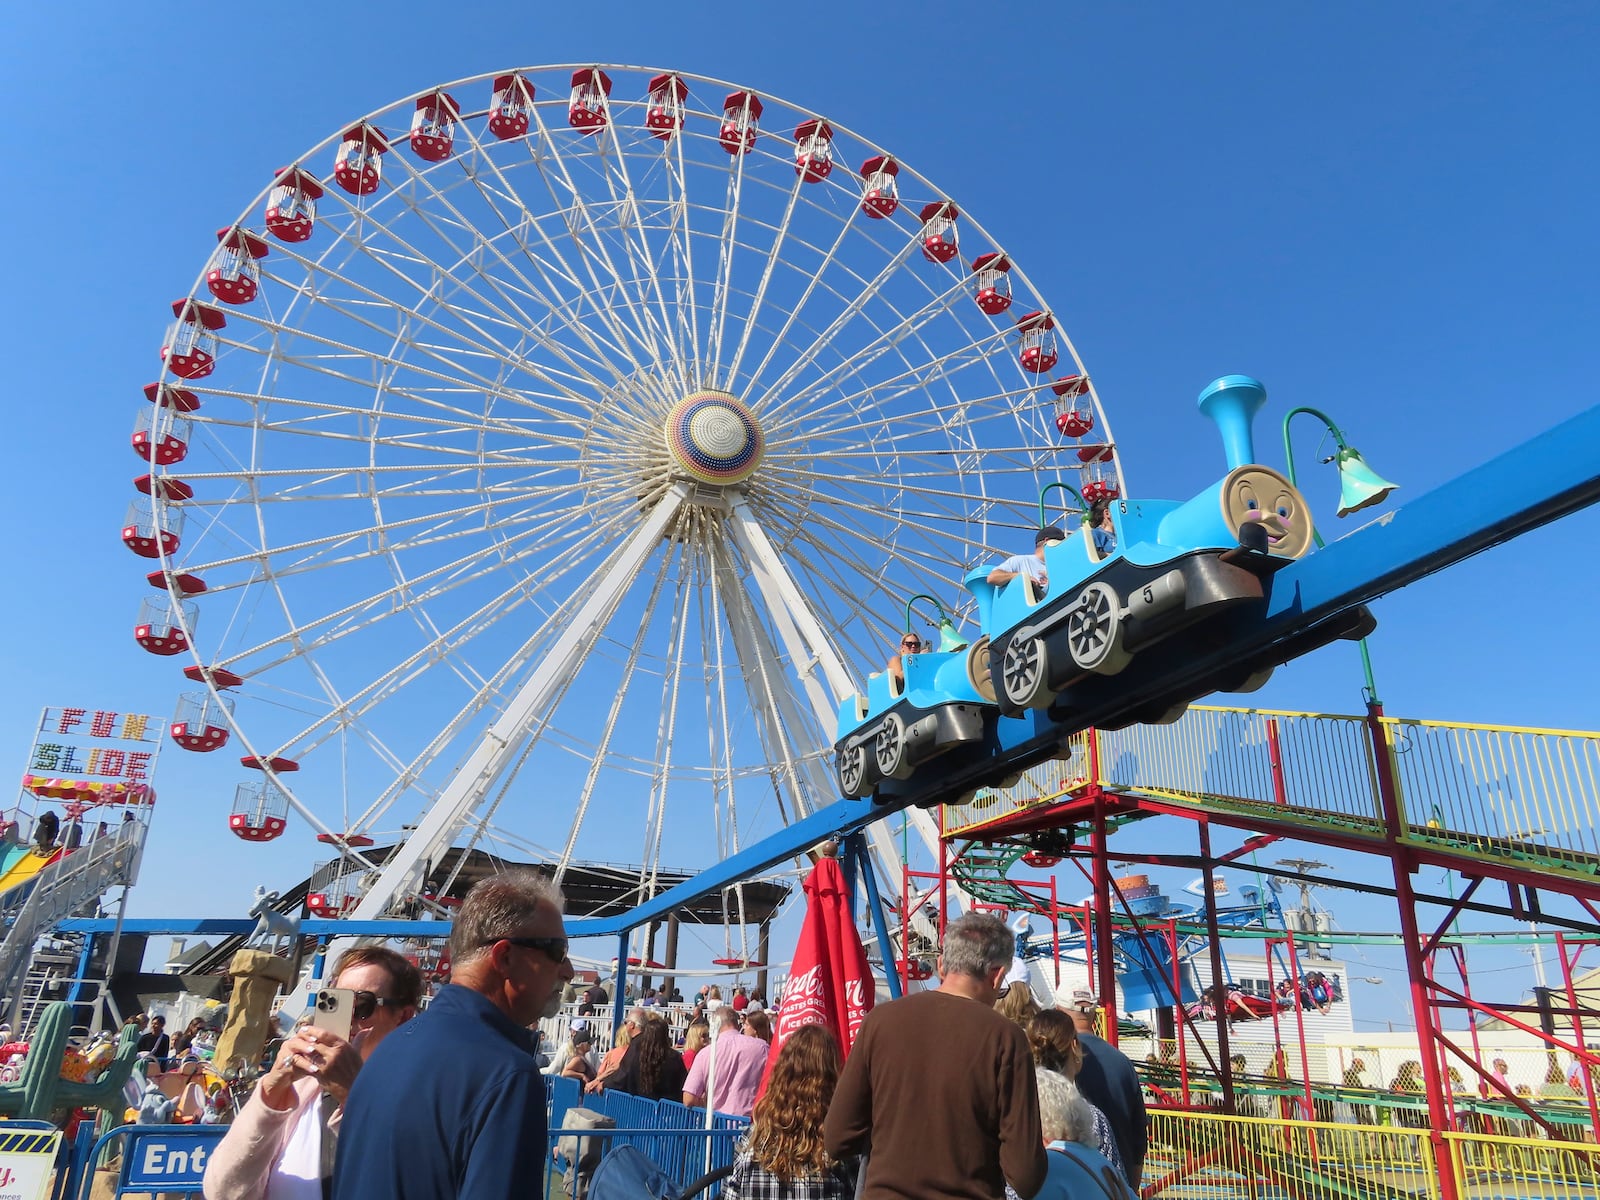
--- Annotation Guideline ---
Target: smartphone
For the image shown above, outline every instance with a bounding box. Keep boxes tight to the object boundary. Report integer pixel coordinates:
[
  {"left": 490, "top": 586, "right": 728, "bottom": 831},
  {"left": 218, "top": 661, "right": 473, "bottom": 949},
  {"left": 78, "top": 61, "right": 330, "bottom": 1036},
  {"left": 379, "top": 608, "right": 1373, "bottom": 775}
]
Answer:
[{"left": 312, "top": 988, "right": 355, "bottom": 1043}]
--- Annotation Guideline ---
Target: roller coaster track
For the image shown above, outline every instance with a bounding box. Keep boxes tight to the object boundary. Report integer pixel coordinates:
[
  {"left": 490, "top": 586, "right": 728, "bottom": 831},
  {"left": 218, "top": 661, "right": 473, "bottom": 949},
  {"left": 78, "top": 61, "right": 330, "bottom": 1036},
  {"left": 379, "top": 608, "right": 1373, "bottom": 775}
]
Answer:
[{"left": 945, "top": 705, "right": 1600, "bottom": 900}]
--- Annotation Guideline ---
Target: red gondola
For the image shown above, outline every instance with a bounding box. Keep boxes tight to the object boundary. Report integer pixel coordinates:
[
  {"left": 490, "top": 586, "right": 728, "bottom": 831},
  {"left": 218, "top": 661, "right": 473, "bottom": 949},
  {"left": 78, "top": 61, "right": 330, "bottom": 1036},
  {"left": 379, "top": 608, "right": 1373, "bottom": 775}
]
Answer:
[
  {"left": 1016, "top": 311, "right": 1058, "bottom": 374},
  {"left": 170, "top": 691, "right": 234, "bottom": 753},
  {"left": 207, "top": 228, "right": 270, "bottom": 305},
  {"left": 1020, "top": 850, "right": 1061, "bottom": 868},
  {"left": 240, "top": 755, "right": 299, "bottom": 773},
  {"left": 409, "top": 91, "right": 460, "bottom": 161},
  {"left": 970, "top": 254, "right": 1012, "bottom": 316},
  {"left": 1081, "top": 477, "right": 1119, "bottom": 503},
  {"left": 134, "top": 597, "right": 194, "bottom": 656},
  {"left": 263, "top": 167, "right": 323, "bottom": 243},
  {"left": 132, "top": 404, "right": 191, "bottom": 468},
  {"left": 919, "top": 201, "right": 960, "bottom": 263},
  {"left": 794, "top": 119, "right": 834, "bottom": 182},
  {"left": 230, "top": 779, "right": 288, "bottom": 842},
  {"left": 160, "top": 299, "right": 226, "bottom": 380},
  {"left": 860, "top": 156, "right": 899, "bottom": 219},
  {"left": 1051, "top": 376, "right": 1094, "bottom": 438},
  {"left": 720, "top": 91, "right": 762, "bottom": 154},
  {"left": 121, "top": 498, "right": 183, "bottom": 559},
  {"left": 333, "top": 125, "right": 390, "bottom": 196},
  {"left": 569, "top": 68, "right": 611, "bottom": 133},
  {"left": 646, "top": 74, "right": 688, "bottom": 139},
  {"left": 487, "top": 74, "right": 536, "bottom": 140}
]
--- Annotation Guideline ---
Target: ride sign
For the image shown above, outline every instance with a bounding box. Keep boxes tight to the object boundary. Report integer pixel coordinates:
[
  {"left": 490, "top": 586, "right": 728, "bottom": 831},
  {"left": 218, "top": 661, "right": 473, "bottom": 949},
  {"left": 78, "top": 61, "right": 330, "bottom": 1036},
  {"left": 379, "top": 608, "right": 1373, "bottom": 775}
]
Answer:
[
  {"left": 0, "top": 1129, "right": 61, "bottom": 1200},
  {"left": 120, "top": 1127, "right": 226, "bottom": 1190}
]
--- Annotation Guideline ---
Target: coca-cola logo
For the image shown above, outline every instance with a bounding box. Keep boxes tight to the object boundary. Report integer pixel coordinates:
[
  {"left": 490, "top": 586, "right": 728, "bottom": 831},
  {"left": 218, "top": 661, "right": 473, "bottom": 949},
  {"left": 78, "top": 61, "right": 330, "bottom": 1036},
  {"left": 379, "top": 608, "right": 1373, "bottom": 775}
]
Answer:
[
  {"left": 844, "top": 977, "right": 871, "bottom": 1045},
  {"left": 774, "top": 965, "right": 828, "bottom": 1040}
]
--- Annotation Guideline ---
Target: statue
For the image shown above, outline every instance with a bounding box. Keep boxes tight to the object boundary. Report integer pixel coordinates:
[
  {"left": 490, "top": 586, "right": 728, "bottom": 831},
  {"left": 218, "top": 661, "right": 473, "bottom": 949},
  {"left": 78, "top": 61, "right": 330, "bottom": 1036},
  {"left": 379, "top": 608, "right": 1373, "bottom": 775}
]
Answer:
[{"left": 246, "top": 886, "right": 301, "bottom": 954}]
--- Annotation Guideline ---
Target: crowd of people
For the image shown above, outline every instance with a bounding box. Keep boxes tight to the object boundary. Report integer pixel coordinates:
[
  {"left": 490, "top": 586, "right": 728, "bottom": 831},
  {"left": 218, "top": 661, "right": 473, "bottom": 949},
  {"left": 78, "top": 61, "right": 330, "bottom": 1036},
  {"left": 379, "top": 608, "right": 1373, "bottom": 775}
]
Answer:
[{"left": 197, "top": 879, "right": 1145, "bottom": 1200}]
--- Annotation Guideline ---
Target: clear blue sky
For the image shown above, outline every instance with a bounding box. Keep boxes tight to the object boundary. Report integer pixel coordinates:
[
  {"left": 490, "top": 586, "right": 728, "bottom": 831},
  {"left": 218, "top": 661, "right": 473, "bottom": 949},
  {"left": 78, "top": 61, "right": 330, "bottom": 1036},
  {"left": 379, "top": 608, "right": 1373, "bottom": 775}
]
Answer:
[{"left": 2, "top": 3, "right": 1596, "bottom": 1020}]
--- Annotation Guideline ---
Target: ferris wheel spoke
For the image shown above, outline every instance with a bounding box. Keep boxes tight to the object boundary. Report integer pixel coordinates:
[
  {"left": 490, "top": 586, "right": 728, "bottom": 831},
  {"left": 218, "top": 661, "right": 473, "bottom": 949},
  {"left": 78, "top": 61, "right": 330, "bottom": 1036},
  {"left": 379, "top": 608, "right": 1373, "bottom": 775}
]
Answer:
[
  {"left": 265, "top": 237, "right": 612, "bottom": 399},
  {"left": 292, "top": 194, "right": 625, "bottom": 398},
  {"left": 347, "top": 483, "right": 692, "bottom": 918},
  {"left": 664, "top": 134, "right": 704, "bottom": 388},
  {"left": 706, "top": 146, "right": 753, "bottom": 386},
  {"left": 759, "top": 285, "right": 999, "bottom": 431},
  {"left": 770, "top": 368, "right": 1044, "bottom": 446},
  {"left": 553, "top": 540, "right": 684, "bottom": 889},
  {"left": 718, "top": 164, "right": 807, "bottom": 389},
  {"left": 710, "top": 537, "right": 834, "bottom": 819},
  {"left": 316, "top": 153, "right": 641, "bottom": 390},
  {"left": 740, "top": 233, "right": 924, "bottom": 409},
  {"left": 514, "top": 108, "right": 668, "bottom": 374}
]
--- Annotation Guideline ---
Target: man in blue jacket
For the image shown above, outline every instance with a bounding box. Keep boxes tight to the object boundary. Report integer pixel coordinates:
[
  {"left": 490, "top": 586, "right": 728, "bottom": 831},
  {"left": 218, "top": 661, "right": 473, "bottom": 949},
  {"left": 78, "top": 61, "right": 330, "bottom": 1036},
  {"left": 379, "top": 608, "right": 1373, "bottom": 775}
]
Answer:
[{"left": 334, "top": 870, "right": 574, "bottom": 1200}]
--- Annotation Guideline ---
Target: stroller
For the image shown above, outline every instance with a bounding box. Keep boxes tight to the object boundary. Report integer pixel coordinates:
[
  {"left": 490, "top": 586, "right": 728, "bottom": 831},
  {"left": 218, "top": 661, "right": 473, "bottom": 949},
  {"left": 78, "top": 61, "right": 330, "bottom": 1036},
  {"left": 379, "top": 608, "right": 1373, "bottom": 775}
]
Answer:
[{"left": 586, "top": 1145, "right": 734, "bottom": 1200}]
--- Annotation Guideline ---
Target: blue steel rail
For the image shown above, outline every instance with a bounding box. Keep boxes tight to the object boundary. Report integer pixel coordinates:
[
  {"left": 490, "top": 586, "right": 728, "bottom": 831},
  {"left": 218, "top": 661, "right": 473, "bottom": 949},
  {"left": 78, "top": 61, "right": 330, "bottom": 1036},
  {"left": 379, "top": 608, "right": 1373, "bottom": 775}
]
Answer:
[{"left": 58, "top": 402, "right": 1600, "bottom": 943}]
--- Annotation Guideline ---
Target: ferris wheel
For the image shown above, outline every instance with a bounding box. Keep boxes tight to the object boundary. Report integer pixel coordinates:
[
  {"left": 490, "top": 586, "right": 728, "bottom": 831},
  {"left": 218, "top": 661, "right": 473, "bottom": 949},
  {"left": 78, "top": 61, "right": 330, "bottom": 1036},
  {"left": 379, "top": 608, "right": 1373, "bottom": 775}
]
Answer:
[{"left": 126, "top": 65, "right": 1127, "bottom": 922}]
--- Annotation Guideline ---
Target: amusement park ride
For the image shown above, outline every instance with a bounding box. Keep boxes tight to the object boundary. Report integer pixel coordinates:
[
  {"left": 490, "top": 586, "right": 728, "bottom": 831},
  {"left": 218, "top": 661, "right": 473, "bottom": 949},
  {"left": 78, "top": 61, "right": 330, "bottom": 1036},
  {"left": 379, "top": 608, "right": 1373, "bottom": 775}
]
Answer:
[{"left": 5, "top": 62, "right": 1600, "bottom": 1200}]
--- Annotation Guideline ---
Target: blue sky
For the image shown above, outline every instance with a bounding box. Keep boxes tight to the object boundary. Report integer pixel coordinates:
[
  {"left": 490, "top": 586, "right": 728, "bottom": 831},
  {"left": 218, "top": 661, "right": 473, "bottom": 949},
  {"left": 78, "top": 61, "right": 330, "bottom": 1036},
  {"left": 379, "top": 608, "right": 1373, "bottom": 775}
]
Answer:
[{"left": 2, "top": 3, "right": 1596, "bottom": 1021}]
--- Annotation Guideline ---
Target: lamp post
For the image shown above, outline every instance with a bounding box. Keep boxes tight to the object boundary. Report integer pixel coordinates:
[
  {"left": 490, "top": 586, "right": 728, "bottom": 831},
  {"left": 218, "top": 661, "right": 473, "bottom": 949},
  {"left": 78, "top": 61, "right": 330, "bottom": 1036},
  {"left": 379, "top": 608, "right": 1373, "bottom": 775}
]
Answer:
[
  {"left": 903, "top": 594, "right": 968, "bottom": 653},
  {"left": 1282, "top": 406, "right": 1399, "bottom": 704}
]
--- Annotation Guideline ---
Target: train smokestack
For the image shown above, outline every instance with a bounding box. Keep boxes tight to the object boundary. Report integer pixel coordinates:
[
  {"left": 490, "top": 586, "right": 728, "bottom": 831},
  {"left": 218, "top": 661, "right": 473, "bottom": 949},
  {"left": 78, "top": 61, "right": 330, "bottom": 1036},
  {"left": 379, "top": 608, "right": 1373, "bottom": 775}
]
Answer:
[{"left": 1197, "top": 375, "right": 1267, "bottom": 470}]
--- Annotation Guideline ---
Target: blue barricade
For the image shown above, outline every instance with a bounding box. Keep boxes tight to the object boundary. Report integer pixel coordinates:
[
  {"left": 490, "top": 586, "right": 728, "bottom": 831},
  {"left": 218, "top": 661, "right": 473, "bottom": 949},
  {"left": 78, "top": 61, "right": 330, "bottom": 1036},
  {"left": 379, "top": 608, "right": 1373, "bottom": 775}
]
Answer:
[
  {"left": 64, "top": 1123, "right": 226, "bottom": 1200},
  {"left": 545, "top": 1087, "right": 748, "bottom": 1197}
]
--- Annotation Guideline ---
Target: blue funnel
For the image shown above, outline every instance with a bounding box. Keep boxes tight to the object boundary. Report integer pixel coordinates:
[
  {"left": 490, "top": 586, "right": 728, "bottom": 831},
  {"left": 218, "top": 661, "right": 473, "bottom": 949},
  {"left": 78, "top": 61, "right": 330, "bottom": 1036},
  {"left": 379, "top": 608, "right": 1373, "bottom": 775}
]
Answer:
[{"left": 1198, "top": 375, "right": 1267, "bottom": 470}]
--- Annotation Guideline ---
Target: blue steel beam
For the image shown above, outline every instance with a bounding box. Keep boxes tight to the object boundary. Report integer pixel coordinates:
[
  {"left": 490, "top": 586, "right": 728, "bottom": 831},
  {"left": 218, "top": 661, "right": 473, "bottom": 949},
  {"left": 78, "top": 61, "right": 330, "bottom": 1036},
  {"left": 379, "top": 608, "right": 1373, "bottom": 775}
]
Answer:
[{"left": 59, "top": 403, "right": 1600, "bottom": 945}]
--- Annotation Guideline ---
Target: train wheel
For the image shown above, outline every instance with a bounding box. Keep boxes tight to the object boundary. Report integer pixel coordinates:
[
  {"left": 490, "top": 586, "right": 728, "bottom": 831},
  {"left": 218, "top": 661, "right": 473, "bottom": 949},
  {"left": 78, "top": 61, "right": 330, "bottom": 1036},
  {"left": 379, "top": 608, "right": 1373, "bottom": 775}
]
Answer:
[
  {"left": 1066, "top": 582, "right": 1131, "bottom": 675},
  {"left": 874, "top": 713, "right": 908, "bottom": 779},
  {"left": 966, "top": 635, "right": 997, "bottom": 703},
  {"left": 1001, "top": 635, "right": 1055, "bottom": 709},
  {"left": 838, "top": 742, "right": 869, "bottom": 797}
]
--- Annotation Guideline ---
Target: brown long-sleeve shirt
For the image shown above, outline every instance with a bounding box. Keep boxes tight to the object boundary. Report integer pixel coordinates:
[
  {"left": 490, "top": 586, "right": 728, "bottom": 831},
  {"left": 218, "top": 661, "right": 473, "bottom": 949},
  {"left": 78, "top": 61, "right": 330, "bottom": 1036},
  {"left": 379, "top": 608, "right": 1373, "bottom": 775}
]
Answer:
[{"left": 824, "top": 990, "right": 1047, "bottom": 1199}]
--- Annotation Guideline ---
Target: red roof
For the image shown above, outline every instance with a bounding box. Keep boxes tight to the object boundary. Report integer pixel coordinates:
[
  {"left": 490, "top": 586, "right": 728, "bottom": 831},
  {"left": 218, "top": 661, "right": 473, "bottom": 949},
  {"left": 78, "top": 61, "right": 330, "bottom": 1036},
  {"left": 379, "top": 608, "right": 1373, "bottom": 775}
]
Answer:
[
  {"left": 215, "top": 227, "right": 270, "bottom": 259},
  {"left": 795, "top": 118, "right": 833, "bottom": 141},
  {"left": 971, "top": 252, "right": 1011, "bottom": 273},
  {"left": 648, "top": 73, "right": 688, "bottom": 100},
  {"left": 860, "top": 155, "right": 898, "bottom": 176},
  {"left": 415, "top": 91, "right": 460, "bottom": 117},
  {"left": 271, "top": 166, "right": 325, "bottom": 199},
  {"left": 184, "top": 665, "right": 243, "bottom": 689},
  {"left": 492, "top": 74, "right": 535, "bottom": 101},
  {"left": 571, "top": 67, "right": 612, "bottom": 93},
  {"left": 919, "top": 200, "right": 959, "bottom": 222},
  {"left": 169, "top": 299, "right": 227, "bottom": 329},
  {"left": 339, "top": 124, "right": 391, "bottom": 153},
  {"left": 143, "top": 383, "right": 201, "bottom": 411},
  {"left": 723, "top": 90, "right": 764, "bottom": 120},
  {"left": 1016, "top": 310, "right": 1055, "bottom": 332}
]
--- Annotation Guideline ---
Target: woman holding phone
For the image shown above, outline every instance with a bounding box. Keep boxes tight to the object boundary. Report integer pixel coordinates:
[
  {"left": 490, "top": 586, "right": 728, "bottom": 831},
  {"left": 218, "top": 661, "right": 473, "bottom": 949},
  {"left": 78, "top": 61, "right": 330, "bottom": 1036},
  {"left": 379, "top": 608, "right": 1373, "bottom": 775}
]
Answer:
[{"left": 204, "top": 946, "right": 423, "bottom": 1200}]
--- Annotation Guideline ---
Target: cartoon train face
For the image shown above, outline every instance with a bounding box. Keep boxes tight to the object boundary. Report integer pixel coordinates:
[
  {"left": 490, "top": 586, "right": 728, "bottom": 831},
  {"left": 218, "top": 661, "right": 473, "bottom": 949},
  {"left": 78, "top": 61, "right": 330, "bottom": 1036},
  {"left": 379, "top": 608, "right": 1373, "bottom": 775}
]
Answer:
[
  {"left": 1220, "top": 465, "right": 1313, "bottom": 559},
  {"left": 832, "top": 374, "right": 1374, "bottom": 804}
]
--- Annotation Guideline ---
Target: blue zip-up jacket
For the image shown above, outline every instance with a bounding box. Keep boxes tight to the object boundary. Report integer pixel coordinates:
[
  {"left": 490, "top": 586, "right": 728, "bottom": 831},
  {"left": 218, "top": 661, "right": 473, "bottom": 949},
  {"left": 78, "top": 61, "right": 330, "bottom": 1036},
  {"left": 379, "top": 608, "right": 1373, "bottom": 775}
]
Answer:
[{"left": 333, "top": 985, "right": 547, "bottom": 1200}]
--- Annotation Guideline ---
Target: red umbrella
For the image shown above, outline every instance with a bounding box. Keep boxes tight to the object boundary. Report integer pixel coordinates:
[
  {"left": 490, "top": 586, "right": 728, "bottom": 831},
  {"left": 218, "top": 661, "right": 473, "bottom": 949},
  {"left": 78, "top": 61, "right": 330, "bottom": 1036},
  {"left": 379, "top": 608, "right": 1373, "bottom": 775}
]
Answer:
[{"left": 761, "top": 855, "right": 875, "bottom": 1092}]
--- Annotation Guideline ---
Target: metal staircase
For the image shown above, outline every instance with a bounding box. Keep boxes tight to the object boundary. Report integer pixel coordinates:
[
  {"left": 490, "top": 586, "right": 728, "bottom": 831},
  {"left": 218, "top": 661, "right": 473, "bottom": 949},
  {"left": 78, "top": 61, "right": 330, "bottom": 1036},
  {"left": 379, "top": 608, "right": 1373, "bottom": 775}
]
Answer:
[{"left": 0, "top": 821, "right": 147, "bottom": 1008}]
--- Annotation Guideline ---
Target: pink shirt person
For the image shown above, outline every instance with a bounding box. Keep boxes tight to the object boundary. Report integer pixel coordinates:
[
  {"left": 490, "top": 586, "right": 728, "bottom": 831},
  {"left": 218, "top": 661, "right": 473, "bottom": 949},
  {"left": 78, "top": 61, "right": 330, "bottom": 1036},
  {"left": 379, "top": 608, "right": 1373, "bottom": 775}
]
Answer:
[{"left": 682, "top": 1008, "right": 768, "bottom": 1117}]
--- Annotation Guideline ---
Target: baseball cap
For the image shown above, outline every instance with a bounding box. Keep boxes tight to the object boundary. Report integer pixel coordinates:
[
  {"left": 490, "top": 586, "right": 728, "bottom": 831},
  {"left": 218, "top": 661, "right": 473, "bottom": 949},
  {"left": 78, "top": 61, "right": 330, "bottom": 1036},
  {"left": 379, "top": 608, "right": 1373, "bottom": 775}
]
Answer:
[
  {"left": 570, "top": 1018, "right": 590, "bottom": 1033},
  {"left": 1035, "top": 525, "right": 1067, "bottom": 546},
  {"left": 1069, "top": 988, "right": 1098, "bottom": 1009}
]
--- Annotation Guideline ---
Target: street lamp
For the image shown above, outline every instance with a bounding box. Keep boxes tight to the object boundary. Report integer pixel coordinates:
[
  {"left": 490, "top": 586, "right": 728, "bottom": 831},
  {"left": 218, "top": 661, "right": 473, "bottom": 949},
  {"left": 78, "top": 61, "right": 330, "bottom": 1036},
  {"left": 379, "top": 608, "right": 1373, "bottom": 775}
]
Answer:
[
  {"left": 904, "top": 594, "right": 968, "bottom": 653},
  {"left": 1282, "top": 406, "right": 1399, "bottom": 702}
]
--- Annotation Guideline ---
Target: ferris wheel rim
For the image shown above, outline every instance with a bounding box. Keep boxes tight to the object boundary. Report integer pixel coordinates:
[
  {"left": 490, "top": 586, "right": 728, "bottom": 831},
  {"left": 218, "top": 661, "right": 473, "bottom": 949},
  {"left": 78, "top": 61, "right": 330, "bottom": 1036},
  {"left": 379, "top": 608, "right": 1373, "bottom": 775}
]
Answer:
[{"left": 138, "top": 63, "right": 1125, "bottom": 906}]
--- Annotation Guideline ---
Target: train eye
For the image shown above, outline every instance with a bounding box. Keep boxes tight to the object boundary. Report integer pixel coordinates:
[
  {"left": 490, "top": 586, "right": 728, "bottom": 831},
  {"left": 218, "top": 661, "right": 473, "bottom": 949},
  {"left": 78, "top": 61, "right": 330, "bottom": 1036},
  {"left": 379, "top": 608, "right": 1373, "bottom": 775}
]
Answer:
[
  {"left": 1277, "top": 506, "right": 1290, "bottom": 518},
  {"left": 1246, "top": 499, "right": 1260, "bottom": 511}
]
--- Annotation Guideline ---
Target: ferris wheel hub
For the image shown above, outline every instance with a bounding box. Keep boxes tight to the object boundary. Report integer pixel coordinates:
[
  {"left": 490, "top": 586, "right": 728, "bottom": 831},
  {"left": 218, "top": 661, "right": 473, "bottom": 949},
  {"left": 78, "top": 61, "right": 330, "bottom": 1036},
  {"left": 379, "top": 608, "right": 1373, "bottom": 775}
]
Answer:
[{"left": 664, "top": 391, "right": 765, "bottom": 486}]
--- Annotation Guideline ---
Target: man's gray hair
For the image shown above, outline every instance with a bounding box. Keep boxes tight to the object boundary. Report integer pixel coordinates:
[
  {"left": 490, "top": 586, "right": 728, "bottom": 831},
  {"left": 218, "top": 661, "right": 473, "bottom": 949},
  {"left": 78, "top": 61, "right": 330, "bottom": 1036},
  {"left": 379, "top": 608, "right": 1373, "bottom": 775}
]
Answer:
[
  {"left": 710, "top": 1004, "right": 740, "bottom": 1031},
  {"left": 1036, "top": 1068, "right": 1098, "bottom": 1147},
  {"left": 449, "top": 869, "right": 565, "bottom": 965},
  {"left": 940, "top": 912, "right": 1014, "bottom": 980}
]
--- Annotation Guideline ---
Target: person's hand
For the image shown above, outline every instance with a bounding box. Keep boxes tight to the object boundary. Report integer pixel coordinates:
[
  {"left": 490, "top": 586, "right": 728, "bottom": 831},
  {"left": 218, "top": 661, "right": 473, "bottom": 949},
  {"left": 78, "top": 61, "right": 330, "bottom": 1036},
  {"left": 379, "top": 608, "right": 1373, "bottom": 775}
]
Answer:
[
  {"left": 583, "top": 1077, "right": 605, "bottom": 1095},
  {"left": 259, "top": 1027, "right": 363, "bottom": 1110}
]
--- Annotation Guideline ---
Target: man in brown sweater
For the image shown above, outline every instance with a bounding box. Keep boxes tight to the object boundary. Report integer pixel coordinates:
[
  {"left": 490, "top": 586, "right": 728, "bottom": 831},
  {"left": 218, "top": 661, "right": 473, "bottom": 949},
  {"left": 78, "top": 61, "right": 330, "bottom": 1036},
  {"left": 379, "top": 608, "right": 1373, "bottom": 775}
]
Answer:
[{"left": 824, "top": 912, "right": 1047, "bottom": 1199}]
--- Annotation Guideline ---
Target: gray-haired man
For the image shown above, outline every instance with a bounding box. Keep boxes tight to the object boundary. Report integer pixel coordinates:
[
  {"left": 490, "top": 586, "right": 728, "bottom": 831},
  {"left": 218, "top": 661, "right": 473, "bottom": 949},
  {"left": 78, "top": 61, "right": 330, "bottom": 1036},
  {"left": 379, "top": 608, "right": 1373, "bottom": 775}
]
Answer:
[{"left": 825, "top": 912, "right": 1047, "bottom": 1199}]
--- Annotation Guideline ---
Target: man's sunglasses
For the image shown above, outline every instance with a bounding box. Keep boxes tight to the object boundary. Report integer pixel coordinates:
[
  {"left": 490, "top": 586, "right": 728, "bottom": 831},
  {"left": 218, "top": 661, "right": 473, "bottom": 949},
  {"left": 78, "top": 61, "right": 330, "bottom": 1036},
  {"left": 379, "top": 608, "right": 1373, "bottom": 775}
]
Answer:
[
  {"left": 501, "top": 935, "right": 570, "bottom": 964},
  {"left": 351, "top": 991, "right": 406, "bottom": 1021}
]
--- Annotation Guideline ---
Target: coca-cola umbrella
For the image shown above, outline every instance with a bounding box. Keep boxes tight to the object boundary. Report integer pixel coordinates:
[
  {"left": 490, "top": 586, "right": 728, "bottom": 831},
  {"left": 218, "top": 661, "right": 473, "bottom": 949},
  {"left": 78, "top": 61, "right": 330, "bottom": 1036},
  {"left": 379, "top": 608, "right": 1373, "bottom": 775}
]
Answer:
[{"left": 761, "top": 852, "right": 876, "bottom": 1091}]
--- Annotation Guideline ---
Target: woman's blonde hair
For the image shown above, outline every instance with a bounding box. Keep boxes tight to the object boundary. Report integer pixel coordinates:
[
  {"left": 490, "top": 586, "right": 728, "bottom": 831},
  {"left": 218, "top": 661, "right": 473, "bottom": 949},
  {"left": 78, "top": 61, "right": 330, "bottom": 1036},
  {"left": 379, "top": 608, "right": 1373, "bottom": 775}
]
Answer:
[
  {"left": 995, "top": 983, "right": 1039, "bottom": 1026},
  {"left": 683, "top": 1021, "right": 710, "bottom": 1054},
  {"left": 746, "top": 1024, "right": 840, "bottom": 1180}
]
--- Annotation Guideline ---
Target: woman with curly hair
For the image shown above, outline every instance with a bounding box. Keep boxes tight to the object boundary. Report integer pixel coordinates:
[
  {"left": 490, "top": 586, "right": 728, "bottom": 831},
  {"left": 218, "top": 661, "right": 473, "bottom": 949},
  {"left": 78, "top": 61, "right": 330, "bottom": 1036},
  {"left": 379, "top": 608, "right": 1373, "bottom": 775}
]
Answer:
[{"left": 725, "top": 1024, "right": 854, "bottom": 1199}]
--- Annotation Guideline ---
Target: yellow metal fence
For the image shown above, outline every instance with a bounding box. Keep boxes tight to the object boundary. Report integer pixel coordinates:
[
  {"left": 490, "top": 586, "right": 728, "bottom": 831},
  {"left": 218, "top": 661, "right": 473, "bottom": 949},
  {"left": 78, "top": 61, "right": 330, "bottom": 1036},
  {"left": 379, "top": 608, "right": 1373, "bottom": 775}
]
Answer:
[{"left": 944, "top": 705, "right": 1600, "bottom": 881}]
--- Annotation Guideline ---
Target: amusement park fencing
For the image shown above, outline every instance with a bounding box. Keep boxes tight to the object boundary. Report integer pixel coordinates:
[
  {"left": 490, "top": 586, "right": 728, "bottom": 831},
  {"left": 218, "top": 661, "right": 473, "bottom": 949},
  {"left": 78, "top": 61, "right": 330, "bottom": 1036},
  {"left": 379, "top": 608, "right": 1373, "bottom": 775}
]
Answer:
[
  {"left": 1146, "top": 1108, "right": 1600, "bottom": 1200},
  {"left": 51, "top": 1075, "right": 748, "bottom": 1200},
  {"left": 942, "top": 705, "right": 1600, "bottom": 884}
]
